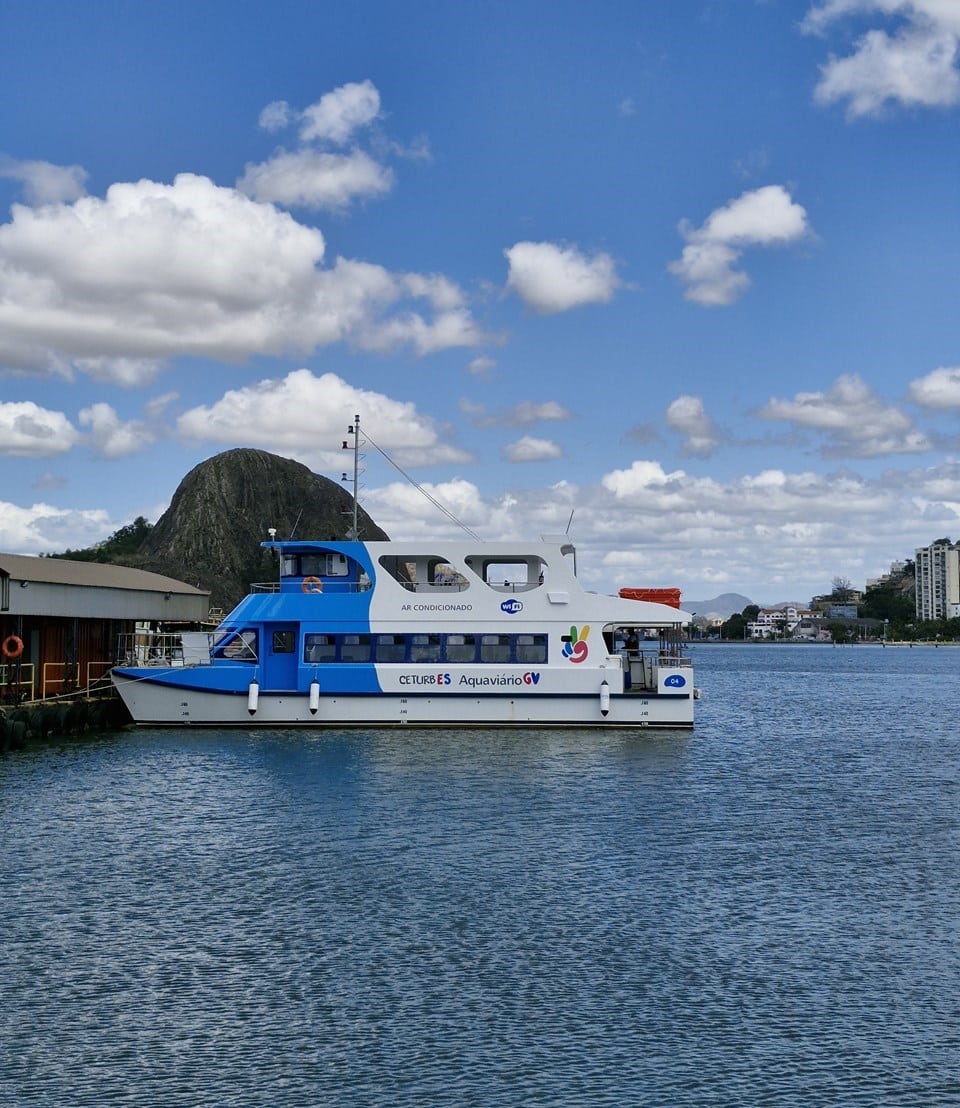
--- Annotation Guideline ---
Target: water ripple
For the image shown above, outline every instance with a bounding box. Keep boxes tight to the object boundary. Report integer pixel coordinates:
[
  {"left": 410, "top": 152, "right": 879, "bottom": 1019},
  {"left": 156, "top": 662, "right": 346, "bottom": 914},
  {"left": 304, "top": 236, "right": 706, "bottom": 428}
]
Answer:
[{"left": 2, "top": 646, "right": 959, "bottom": 1105}]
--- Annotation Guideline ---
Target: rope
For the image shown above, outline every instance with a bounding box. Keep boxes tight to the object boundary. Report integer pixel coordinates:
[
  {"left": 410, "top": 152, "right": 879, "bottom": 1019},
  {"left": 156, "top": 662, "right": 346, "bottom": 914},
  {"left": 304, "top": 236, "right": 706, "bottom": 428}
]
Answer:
[{"left": 364, "top": 431, "right": 483, "bottom": 541}]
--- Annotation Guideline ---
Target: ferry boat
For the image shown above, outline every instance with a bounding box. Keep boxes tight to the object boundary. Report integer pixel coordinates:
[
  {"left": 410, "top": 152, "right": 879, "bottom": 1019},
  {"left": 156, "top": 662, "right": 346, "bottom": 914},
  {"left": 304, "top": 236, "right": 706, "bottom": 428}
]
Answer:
[{"left": 111, "top": 534, "right": 698, "bottom": 728}]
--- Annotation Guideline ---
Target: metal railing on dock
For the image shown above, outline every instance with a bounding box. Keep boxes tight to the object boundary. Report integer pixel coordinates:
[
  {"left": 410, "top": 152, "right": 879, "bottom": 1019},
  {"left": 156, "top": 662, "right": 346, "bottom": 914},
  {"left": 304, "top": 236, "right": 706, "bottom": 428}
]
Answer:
[
  {"left": 2, "top": 660, "right": 117, "bottom": 704},
  {"left": 1, "top": 661, "right": 35, "bottom": 702}
]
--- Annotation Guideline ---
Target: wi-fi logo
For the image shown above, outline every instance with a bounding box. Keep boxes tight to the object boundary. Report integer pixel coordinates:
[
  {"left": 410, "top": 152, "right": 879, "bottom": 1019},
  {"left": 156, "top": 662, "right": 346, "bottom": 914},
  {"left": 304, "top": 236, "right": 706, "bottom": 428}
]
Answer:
[{"left": 501, "top": 599, "right": 523, "bottom": 614}]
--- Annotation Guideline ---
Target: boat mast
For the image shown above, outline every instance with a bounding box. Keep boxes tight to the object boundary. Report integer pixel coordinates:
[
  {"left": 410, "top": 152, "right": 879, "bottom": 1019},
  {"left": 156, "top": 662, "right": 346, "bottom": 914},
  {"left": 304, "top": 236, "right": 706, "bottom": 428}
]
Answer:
[{"left": 342, "top": 413, "right": 361, "bottom": 540}]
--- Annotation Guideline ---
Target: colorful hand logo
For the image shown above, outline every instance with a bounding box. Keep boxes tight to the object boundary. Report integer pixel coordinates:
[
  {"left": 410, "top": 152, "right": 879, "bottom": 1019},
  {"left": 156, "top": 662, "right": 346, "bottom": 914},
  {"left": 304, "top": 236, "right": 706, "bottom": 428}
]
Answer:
[{"left": 562, "top": 624, "right": 589, "bottom": 663}]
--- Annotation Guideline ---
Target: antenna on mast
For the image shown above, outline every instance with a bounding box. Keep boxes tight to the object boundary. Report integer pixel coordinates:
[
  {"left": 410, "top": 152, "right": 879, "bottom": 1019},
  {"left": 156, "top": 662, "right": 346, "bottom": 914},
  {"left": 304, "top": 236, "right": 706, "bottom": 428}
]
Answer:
[
  {"left": 565, "top": 510, "right": 575, "bottom": 534},
  {"left": 341, "top": 413, "right": 362, "bottom": 539}
]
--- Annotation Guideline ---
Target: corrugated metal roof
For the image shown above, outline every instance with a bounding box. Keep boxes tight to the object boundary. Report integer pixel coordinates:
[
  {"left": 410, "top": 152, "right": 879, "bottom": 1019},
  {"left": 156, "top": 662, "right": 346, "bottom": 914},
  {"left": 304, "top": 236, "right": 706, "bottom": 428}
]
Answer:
[{"left": 0, "top": 553, "right": 208, "bottom": 595}]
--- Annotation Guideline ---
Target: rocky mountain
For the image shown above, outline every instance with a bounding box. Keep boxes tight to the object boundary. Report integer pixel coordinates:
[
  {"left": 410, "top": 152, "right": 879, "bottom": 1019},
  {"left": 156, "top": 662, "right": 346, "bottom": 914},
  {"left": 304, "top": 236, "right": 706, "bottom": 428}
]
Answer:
[
  {"left": 684, "top": 592, "right": 754, "bottom": 620},
  {"left": 105, "top": 449, "right": 388, "bottom": 612}
]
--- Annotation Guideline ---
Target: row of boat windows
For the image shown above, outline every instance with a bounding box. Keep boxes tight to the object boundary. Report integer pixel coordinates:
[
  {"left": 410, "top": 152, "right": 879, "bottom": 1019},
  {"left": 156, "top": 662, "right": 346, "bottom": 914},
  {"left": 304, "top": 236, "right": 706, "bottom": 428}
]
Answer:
[
  {"left": 303, "top": 632, "right": 550, "bottom": 664},
  {"left": 218, "top": 631, "right": 549, "bottom": 665},
  {"left": 281, "top": 552, "right": 548, "bottom": 592}
]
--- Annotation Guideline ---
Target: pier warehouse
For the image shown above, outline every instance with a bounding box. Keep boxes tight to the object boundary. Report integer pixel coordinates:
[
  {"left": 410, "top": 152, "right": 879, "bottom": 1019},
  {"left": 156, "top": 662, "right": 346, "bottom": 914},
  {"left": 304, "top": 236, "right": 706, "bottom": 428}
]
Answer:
[{"left": 1, "top": 554, "right": 209, "bottom": 703}]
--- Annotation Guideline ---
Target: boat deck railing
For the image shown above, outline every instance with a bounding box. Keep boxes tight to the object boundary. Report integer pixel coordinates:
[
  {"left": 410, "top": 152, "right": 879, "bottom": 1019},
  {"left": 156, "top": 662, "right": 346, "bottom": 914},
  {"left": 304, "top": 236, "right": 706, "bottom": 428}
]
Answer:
[
  {"left": 400, "top": 581, "right": 470, "bottom": 592},
  {"left": 115, "top": 631, "right": 213, "bottom": 667},
  {"left": 247, "top": 578, "right": 558, "bottom": 595},
  {"left": 249, "top": 580, "right": 375, "bottom": 594},
  {"left": 622, "top": 648, "right": 692, "bottom": 693}
]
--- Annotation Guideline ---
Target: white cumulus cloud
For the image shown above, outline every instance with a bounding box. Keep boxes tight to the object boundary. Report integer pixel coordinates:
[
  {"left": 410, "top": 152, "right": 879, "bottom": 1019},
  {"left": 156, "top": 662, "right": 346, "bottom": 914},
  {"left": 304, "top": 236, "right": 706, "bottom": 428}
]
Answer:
[
  {"left": 602, "top": 459, "right": 686, "bottom": 498},
  {"left": 74, "top": 357, "right": 165, "bottom": 387},
  {"left": 669, "top": 185, "right": 810, "bottom": 306},
  {"left": 463, "top": 398, "right": 574, "bottom": 428},
  {"left": 0, "top": 157, "right": 88, "bottom": 204},
  {"left": 589, "top": 457, "right": 911, "bottom": 595},
  {"left": 362, "top": 477, "right": 499, "bottom": 540},
  {"left": 908, "top": 365, "right": 960, "bottom": 408},
  {"left": 175, "top": 369, "right": 473, "bottom": 469},
  {"left": 504, "top": 241, "right": 621, "bottom": 314},
  {"left": 0, "top": 173, "right": 483, "bottom": 380},
  {"left": 502, "top": 436, "right": 563, "bottom": 462},
  {"left": 467, "top": 356, "right": 496, "bottom": 376},
  {"left": 802, "top": 1, "right": 960, "bottom": 117},
  {"left": 78, "top": 402, "right": 154, "bottom": 458},
  {"left": 238, "top": 149, "right": 393, "bottom": 211},
  {"left": 259, "top": 100, "right": 294, "bottom": 132},
  {"left": 242, "top": 81, "right": 391, "bottom": 212},
  {"left": 666, "top": 395, "right": 724, "bottom": 456},
  {"left": 299, "top": 80, "right": 382, "bottom": 144},
  {"left": 0, "top": 500, "right": 113, "bottom": 555},
  {"left": 0, "top": 401, "right": 79, "bottom": 457},
  {"left": 758, "top": 373, "right": 930, "bottom": 457}
]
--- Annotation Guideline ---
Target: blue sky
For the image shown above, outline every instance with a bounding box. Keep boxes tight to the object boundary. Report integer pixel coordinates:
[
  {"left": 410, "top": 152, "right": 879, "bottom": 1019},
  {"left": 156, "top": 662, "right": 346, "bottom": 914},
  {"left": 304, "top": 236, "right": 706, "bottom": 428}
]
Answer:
[{"left": 1, "top": 0, "right": 959, "bottom": 603}]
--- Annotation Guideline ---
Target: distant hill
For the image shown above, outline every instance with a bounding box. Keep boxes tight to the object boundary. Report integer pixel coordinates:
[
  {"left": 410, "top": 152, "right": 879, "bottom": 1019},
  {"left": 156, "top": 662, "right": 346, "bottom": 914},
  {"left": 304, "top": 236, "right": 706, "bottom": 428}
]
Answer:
[
  {"left": 684, "top": 592, "right": 754, "bottom": 620},
  {"left": 51, "top": 448, "right": 389, "bottom": 611}
]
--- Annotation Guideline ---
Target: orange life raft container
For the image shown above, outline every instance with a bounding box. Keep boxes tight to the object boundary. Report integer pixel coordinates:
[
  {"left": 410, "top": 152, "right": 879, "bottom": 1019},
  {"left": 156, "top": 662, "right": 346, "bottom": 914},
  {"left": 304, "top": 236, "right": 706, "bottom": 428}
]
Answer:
[{"left": 619, "top": 587, "right": 682, "bottom": 609}]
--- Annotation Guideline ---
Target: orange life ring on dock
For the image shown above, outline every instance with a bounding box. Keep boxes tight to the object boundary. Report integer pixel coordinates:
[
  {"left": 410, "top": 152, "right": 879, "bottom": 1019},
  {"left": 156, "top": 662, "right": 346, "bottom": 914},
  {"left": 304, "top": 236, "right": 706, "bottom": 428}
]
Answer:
[
  {"left": 2, "top": 634, "right": 24, "bottom": 660},
  {"left": 301, "top": 576, "right": 323, "bottom": 594}
]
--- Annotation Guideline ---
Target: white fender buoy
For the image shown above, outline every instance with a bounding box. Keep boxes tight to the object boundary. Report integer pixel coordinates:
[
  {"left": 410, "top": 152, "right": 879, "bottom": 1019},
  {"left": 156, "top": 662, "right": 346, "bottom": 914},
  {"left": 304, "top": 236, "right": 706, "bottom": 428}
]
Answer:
[
  {"left": 309, "top": 680, "right": 320, "bottom": 715},
  {"left": 599, "top": 679, "right": 610, "bottom": 717},
  {"left": 247, "top": 680, "right": 260, "bottom": 715}
]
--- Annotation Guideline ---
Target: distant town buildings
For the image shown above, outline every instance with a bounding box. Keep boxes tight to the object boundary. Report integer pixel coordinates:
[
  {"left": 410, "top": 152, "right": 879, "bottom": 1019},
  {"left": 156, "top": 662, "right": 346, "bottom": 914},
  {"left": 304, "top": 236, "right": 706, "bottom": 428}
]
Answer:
[
  {"left": 747, "top": 606, "right": 829, "bottom": 641},
  {"left": 866, "top": 562, "right": 905, "bottom": 590},
  {"left": 810, "top": 594, "right": 863, "bottom": 617},
  {"left": 915, "top": 540, "right": 960, "bottom": 621},
  {"left": 713, "top": 542, "right": 958, "bottom": 639}
]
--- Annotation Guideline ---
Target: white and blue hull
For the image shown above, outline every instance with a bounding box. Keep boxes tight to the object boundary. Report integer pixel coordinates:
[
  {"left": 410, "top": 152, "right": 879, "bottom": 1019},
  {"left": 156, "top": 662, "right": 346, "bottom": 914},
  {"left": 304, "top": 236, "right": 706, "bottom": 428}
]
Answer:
[
  {"left": 112, "top": 534, "right": 697, "bottom": 730},
  {"left": 112, "top": 673, "right": 695, "bottom": 728}
]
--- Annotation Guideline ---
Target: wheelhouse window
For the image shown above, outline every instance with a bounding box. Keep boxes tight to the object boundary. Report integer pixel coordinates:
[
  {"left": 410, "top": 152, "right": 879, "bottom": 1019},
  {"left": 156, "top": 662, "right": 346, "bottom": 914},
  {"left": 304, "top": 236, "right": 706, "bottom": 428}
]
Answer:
[
  {"left": 300, "top": 555, "right": 325, "bottom": 577},
  {"left": 283, "top": 553, "right": 351, "bottom": 578},
  {"left": 377, "top": 555, "right": 469, "bottom": 592},
  {"left": 464, "top": 555, "right": 547, "bottom": 592},
  {"left": 214, "top": 629, "right": 258, "bottom": 661}
]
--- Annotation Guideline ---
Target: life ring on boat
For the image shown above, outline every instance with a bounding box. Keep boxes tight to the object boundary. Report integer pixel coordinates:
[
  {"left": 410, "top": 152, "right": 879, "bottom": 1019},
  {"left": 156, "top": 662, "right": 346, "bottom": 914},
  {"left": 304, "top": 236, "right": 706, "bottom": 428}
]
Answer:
[
  {"left": 302, "top": 576, "right": 323, "bottom": 594},
  {"left": 1, "top": 634, "right": 24, "bottom": 660}
]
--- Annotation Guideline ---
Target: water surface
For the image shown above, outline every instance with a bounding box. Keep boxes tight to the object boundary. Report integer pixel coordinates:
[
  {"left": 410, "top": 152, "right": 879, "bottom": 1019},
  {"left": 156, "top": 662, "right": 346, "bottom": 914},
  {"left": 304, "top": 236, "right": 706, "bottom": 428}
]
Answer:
[{"left": 2, "top": 645, "right": 958, "bottom": 1105}]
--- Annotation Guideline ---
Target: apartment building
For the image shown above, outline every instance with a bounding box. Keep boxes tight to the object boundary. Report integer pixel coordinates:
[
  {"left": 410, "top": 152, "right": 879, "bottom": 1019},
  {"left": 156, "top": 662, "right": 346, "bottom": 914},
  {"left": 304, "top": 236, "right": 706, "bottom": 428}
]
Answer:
[{"left": 915, "top": 541, "right": 960, "bottom": 620}]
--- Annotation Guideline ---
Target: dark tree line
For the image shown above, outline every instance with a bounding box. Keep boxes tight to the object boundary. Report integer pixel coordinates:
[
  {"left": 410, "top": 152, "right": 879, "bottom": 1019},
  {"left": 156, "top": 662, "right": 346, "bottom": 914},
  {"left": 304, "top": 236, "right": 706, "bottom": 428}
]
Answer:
[
  {"left": 45, "top": 517, "right": 154, "bottom": 563},
  {"left": 719, "top": 605, "right": 759, "bottom": 640}
]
